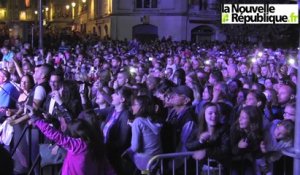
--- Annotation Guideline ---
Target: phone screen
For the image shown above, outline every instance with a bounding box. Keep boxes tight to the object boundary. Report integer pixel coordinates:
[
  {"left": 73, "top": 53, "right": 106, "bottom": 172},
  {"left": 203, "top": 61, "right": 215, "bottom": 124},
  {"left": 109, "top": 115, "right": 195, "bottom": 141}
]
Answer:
[{"left": 79, "top": 83, "right": 85, "bottom": 92}]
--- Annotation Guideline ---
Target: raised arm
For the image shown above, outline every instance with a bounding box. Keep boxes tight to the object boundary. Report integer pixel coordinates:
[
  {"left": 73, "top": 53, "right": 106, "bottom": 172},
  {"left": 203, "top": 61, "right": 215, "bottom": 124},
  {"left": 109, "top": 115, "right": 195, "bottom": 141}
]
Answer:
[{"left": 34, "top": 119, "right": 87, "bottom": 154}]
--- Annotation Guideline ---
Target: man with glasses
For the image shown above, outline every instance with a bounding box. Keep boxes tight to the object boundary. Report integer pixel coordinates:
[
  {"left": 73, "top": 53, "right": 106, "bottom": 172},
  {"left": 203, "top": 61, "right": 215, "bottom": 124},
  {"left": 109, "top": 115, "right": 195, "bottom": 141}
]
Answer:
[
  {"left": 43, "top": 70, "right": 64, "bottom": 116},
  {"left": 283, "top": 102, "right": 295, "bottom": 122}
]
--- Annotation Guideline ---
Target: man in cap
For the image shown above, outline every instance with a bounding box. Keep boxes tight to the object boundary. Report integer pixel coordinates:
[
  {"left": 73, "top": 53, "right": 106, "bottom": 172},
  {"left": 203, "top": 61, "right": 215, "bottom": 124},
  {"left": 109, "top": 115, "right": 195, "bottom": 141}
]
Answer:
[{"left": 163, "top": 85, "right": 197, "bottom": 164}]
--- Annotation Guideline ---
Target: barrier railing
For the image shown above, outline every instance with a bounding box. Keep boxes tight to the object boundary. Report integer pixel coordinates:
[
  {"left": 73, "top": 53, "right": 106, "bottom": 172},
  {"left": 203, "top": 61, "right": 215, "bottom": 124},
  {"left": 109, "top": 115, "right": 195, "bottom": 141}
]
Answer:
[{"left": 143, "top": 151, "right": 222, "bottom": 175}]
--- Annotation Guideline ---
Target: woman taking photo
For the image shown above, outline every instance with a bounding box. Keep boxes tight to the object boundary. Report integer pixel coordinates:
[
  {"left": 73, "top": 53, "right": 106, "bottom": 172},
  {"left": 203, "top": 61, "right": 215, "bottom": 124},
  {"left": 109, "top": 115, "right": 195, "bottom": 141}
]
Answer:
[{"left": 28, "top": 108, "right": 115, "bottom": 175}]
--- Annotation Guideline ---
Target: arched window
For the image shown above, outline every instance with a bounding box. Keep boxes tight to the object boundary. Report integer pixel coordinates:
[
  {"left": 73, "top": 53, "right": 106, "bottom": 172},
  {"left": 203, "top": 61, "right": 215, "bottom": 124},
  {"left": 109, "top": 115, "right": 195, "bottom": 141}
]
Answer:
[
  {"left": 191, "top": 25, "right": 215, "bottom": 42},
  {"left": 136, "top": 0, "right": 157, "bottom": 8},
  {"left": 132, "top": 24, "right": 158, "bottom": 42}
]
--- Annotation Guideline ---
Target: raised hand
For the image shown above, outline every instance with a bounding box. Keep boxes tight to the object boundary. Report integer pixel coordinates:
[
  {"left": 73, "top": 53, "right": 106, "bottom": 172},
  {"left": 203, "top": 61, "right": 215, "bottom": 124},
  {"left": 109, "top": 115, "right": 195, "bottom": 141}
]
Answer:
[{"left": 238, "top": 138, "right": 248, "bottom": 149}]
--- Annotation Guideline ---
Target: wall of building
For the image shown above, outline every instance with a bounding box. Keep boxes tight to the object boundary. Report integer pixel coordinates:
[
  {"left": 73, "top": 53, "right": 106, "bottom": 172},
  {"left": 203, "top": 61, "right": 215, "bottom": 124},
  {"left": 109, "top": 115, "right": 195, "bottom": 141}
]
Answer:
[
  {"left": 109, "top": 15, "right": 188, "bottom": 41},
  {"left": 46, "top": 0, "right": 225, "bottom": 41},
  {"left": 114, "top": 0, "right": 188, "bottom": 13}
]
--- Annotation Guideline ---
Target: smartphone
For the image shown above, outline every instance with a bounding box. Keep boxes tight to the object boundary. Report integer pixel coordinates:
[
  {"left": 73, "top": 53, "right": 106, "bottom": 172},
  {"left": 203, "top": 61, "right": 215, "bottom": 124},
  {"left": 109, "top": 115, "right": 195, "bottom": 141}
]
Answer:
[
  {"left": 79, "top": 83, "right": 85, "bottom": 93},
  {"left": 129, "top": 67, "right": 137, "bottom": 74}
]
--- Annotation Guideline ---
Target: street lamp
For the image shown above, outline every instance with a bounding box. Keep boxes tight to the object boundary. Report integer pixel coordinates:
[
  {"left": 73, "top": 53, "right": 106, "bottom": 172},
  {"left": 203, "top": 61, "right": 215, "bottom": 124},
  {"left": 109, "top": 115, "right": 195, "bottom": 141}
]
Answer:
[
  {"left": 82, "top": 0, "right": 86, "bottom": 3},
  {"left": 44, "top": 7, "right": 49, "bottom": 20},
  {"left": 71, "top": 2, "right": 76, "bottom": 19},
  {"left": 66, "top": 5, "right": 70, "bottom": 10}
]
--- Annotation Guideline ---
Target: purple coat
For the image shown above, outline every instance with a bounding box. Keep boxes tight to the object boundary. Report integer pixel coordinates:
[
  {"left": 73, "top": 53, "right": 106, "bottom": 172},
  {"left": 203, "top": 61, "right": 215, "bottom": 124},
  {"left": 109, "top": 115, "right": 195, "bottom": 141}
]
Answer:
[{"left": 35, "top": 119, "right": 116, "bottom": 175}]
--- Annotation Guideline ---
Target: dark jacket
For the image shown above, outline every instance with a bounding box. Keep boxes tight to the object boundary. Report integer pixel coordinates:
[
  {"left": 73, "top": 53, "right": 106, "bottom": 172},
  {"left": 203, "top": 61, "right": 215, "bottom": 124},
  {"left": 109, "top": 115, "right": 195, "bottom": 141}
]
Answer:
[
  {"left": 96, "top": 107, "right": 132, "bottom": 175},
  {"left": 186, "top": 125, "right": 231, "bottom": 165},
  {"left": 230, "top": 127, "right": 262, "bottom": 162}
]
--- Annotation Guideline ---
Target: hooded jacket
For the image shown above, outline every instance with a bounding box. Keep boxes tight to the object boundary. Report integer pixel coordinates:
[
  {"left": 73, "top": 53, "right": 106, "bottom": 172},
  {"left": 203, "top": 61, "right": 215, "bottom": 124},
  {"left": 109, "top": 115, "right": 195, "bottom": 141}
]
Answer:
[
  {"left": 35, "top": 120, "right": 116, "bottom": 175},
  {"left": 130, "top": 117, "right": 162, "bottom": 170}
]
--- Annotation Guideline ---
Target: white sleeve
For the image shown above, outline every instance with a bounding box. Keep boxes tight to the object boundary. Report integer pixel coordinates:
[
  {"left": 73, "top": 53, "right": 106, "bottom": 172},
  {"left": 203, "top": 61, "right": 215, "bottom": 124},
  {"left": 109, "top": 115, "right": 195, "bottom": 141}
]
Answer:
[{"left": 33, "top": 85, "right": 47, "bottom": 101}]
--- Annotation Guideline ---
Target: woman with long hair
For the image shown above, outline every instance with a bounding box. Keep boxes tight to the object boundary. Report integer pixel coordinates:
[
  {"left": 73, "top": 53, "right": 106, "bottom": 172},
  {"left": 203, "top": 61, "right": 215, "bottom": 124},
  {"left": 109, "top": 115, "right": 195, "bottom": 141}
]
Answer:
[
  {"left": 187, "top": 102, "right": 230, "bottom": 172},
  {"left": 123, "top": 95, "right": 162, "bottom": 171},
  {"left": 185, "top": 72, "right": 203, "bottom": 106},
  {"left": 230, "top": 106, "right": 263, "bottom": 175},
  {"left": 29, "top": 108, "right": 116, "bottom": 175},
  {"left": 6, "top": 74, "right": 34, "bottom": 174}
]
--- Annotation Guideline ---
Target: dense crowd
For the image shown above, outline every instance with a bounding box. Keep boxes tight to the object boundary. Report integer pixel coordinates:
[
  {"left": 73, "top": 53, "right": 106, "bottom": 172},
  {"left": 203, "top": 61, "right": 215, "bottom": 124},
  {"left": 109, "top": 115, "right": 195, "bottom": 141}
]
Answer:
[{"left": 0, "top": 36, "right": 298, "bottom": 175}]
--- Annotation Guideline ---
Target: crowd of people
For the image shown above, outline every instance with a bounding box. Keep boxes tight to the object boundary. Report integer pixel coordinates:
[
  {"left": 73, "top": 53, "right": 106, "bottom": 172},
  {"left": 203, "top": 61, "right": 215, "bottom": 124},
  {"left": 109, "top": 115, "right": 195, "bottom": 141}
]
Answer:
[{"left": 0, "top": 36, "right": 298, "bottom": 175}]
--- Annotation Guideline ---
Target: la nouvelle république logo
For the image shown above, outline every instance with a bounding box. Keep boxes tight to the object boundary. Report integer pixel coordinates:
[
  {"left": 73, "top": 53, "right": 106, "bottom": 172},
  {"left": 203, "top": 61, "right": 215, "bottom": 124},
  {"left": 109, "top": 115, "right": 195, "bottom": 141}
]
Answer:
[{"left": 221, "top": 4, "right": 298, "bottom": 24}]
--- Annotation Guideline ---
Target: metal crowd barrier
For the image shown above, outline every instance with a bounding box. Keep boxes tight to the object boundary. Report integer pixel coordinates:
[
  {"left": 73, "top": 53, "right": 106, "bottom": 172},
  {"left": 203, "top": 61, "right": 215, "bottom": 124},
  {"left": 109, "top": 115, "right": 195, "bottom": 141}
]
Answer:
[
  {"left": 143, "top": 151, "right": 222, "bottom": 175},
  {"left": 9, "top": 124, "right": 61, "bottom": 175}
]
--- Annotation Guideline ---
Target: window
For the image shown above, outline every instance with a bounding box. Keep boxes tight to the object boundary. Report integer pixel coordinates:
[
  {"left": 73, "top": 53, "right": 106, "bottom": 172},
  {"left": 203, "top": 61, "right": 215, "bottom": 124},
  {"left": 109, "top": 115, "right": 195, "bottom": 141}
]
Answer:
[{"left": 136, "top": 0, "right": 157, "bottom": 8}]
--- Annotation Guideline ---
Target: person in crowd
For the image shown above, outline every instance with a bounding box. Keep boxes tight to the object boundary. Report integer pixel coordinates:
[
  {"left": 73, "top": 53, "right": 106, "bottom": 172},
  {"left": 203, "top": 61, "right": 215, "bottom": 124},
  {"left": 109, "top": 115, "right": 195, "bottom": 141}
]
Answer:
[
  {"left": 23, "top": 64, "right": 52, "bottom": 175},
  {"left": 96, "top": 86, "right": 133, "bottom": 175},
  {"left": 257, "top": 119, "right": 294, "bottom": 175},
  {"left": 230, "top": 106, "right": 263, "bottom": 175},
  {"left": 165, "top": 57, "right": 177, "bottom": 75},
  {"left": 123, "top": 95, "right": 162, "bottom": 172},
  {"left": 172, "top": 68, "right": 186, "bottom": 86},
  {"left": 12, "top": 58, "right": 33, "bottom": 78},
  {"left": 43, "top": 70, "right": 64, "bottom": 116},
  {"left": 277, "top": 80, "right": 296, "bottom": 108},
  {"left": 211, "top": 82, "right": 233, "bottom": 124},
  {"left": 195, "top": 84, "right": 213, "bottom": 116},
  {"left": 185, "top": 72, "right": 203, "bottom": 106},
  {"left": 5, "top": 74, "right": 34, "bottom": 174},
  {"left": 283, "top": 102, "right": 295, "bottom": 122},
  {"left": 112, "top": 70, "right": 131, "bottom": 90},
  {"left": 94, "top": 87, "right": 112, "bottom": 110},
  {"left": 1, "top": 46, "right": 14, "bottom": 69},
  {"left": 227, "top": 78, "right": 243, "bottom": 105},
  {"left": 0, "top": 69, "right": 20, "bottom": 121},
  {"left": 264, "top": 78, "right": 277, "bottom": 90},
  {"left": 28, "top": 107, "right": 116, "bottom": 175},
  {"left": 146, "top": 76, "right": 160, "bottom": 93},
  {"left": 275, "top": 80, "right": 296, "bottom": 119},
  {"left": 226, "top": 63, "right": 240, "bottom": 84},
  {"left": 111, "top": 57, "right": 122, "bottom": 76},
  {"left": 163, "top": 85, "right": 198, "bottom": 172},
  {"left": 244, "top": 90, "right": 270, "bottom": 127},
  {"left": 208, "top": 69, "right": 223, "bottom": 86},
  {"left": 5, "top": 61, "right": 20, "bottom": 83},
  {"left": 251, "top": 83, "right": 265, "bottom": 93},
  {"left": 28, "top": 64, "right": 53, "bottom": 109},
  {"left": 258, "top": 64, "right": 270, "bottom": 84},
  {"left": 187, "top": 102, "right": 231, "bottom": 173}
]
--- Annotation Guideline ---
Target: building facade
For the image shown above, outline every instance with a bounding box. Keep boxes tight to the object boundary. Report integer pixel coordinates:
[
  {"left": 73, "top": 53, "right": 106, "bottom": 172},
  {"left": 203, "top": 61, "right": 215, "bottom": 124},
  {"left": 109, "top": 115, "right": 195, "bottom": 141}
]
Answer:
[
  {"left": 91, "top": 0, "right": 226, "bottom": 41},
  {"left": 48, "top": 0, "right": 225, "bottom": 42},
  {"left": 0, "top": 0, "right": 226, "bottom": 42},
  {"left": 0, "top": 0, "right": 40, "bottom": 40}
]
